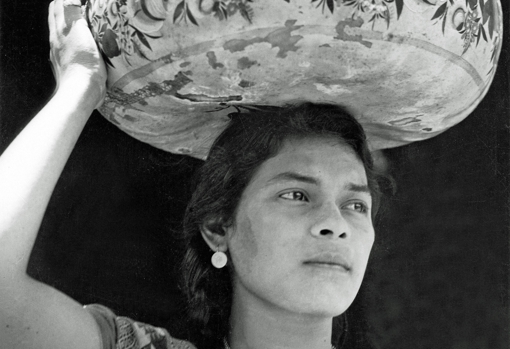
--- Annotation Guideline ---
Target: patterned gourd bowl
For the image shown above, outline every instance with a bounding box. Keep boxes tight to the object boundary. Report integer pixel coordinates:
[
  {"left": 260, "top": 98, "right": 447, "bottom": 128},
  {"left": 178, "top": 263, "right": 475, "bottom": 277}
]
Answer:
[{"left": 87, "top": 0, "right": 503, "bottom": 159}]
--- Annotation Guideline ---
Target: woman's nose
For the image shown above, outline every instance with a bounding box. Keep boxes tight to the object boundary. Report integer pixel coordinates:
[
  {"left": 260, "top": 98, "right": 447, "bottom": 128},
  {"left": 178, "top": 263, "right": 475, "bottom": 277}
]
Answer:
[{"left": 310, "top": 203, "right": 348, "bottom": 239}]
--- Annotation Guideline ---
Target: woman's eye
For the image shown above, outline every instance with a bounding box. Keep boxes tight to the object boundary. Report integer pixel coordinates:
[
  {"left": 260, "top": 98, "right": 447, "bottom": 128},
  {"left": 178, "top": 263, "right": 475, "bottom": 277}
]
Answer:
[
  {"left": 344, "top": 202, "right": 369, "bottom": 214},
  {"left": 279, "top": 191, "right": 308, "bottom": 202}
]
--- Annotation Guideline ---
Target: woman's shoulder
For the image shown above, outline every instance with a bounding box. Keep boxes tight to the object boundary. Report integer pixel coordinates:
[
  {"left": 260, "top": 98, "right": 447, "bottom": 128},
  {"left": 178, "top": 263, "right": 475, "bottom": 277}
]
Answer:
[{"left": 84, "top": 304, "right": 197, "bottom": 349}]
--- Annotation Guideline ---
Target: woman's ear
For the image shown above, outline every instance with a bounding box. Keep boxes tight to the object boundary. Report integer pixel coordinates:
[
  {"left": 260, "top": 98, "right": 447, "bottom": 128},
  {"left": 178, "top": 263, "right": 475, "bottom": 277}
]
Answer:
[{"left": 200, "top": 217, "right": 229, "bottom": 252}]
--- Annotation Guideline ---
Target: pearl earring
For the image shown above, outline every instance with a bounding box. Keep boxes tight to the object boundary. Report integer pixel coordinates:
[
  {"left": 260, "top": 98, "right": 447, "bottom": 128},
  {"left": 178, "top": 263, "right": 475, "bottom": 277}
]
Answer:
[{"left": 211, "top": 248, "right": 228, "bottom": 269}]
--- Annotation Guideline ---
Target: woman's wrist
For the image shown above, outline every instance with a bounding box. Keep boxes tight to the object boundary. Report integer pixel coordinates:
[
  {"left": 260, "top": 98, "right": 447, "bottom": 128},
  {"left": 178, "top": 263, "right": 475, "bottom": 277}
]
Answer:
[{"left": 56, "top": 68, "right": 106, "bottom": 112}]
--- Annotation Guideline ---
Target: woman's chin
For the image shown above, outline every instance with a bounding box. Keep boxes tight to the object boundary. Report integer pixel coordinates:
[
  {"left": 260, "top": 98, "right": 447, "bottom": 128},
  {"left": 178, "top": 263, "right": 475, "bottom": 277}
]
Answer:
[{"left": 278, "top": 288, "right": 356, "bottom": 319}]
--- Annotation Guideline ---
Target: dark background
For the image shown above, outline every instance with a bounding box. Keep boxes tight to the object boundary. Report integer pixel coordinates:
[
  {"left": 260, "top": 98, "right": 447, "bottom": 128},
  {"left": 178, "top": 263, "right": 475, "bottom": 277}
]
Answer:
[{"left": 1, "top": 1, "right": 508, "bottom": 348}]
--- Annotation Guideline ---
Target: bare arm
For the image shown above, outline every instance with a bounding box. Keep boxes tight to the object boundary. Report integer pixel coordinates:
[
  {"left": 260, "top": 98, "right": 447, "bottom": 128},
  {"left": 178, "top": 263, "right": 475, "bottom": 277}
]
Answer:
[{"left": 0, "top": 1, "right": 107, "bottom": 348}]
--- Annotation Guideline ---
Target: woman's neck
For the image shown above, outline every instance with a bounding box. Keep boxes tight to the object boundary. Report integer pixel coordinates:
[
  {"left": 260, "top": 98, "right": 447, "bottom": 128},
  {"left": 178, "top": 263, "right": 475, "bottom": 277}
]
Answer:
[{"left": 229, "top": 285, "right": 333, "bottom": 349}]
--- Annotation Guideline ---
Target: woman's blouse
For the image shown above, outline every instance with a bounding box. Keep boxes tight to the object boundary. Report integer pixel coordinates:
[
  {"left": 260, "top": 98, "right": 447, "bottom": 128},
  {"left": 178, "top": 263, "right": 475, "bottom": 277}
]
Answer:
[{"left": 84, "top": 304, "right": 197, "bottom": 349}]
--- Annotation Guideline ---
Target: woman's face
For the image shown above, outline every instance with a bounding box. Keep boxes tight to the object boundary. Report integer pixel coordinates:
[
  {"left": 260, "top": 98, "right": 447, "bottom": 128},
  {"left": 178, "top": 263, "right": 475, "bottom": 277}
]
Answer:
[{"left": 226, "top": 136, "right": 375, "bottom": 317}]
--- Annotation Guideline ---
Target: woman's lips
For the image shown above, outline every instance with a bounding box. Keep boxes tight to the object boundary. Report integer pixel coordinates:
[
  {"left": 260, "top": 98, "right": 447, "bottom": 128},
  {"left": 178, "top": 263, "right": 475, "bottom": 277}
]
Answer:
[{"left": 303, "top": 252, "right": 352, "bottom": 272}]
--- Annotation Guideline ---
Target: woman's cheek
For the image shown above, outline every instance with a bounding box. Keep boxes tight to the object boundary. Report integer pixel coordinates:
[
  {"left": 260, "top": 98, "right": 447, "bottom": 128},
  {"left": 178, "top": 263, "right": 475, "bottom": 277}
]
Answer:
[
  {"left": 229, "top": 201, "right": 301, "bottom": 276},
  {"left": 355, "top": 229, "right": 375, "bottom": 275},
  {"left": 229, "top": 213, "right": 260, "bottom": 275}
]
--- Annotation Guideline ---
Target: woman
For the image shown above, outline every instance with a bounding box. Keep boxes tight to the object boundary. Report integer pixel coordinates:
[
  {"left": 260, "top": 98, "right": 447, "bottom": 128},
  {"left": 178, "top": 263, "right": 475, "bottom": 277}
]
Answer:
[{"left": 0, "top": 1, "right": 382, "bottom": 348}]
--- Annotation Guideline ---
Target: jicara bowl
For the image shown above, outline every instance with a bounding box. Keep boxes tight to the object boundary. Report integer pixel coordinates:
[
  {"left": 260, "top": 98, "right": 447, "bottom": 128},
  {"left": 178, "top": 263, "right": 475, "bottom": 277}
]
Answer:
[{"left": 87, "top": 0, "right": 503, "bottom": 159}]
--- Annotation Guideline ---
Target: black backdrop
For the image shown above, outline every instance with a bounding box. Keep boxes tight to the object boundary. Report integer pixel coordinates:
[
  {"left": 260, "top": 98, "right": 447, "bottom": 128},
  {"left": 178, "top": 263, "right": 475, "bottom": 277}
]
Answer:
[{"left": 1, "top": 1, "right": 509, "bottom": 348}]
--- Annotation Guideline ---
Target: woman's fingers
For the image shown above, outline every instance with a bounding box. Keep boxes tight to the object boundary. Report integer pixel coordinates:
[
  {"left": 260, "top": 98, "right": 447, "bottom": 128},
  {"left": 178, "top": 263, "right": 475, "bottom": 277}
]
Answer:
[
  {"left": 54, "top": 0, "right": 83, "bottom": 23},
  {"left": 63, "top": 0, "right": 82, "bottom": 5},
  {"left": 47, "top": 0, "right": 107, "bottom": 108},
  {"left": 53, "top": 0, "right": 63, "bottom": 26},
  {"left": 48, "top": 1, "right": 56, "bottom": 47},
  {"left": 52, "top": 0, "right": 84, "bottom": 37},
  {"left": 48, "top": 1, "right": 61, "bottom": 83}
]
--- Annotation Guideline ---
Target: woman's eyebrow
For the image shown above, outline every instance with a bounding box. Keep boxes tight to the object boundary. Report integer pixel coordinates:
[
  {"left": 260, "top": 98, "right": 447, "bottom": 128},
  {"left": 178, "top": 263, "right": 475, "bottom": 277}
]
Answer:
[
  {"left": 267, "top": 171, "right": 319, "bottom": 185},
  {"left": 266, "top": 172, "right": 371, "bottom": 195},
  {"left": 345, "top": 183, "right": 371, "bottom": 195}
]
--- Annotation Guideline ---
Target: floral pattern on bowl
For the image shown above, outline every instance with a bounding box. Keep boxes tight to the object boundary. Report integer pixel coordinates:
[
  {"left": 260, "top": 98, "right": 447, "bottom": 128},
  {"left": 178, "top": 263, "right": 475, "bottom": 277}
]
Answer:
[{"left": 87, "top": 0, "right": 501, "bottom": 67}]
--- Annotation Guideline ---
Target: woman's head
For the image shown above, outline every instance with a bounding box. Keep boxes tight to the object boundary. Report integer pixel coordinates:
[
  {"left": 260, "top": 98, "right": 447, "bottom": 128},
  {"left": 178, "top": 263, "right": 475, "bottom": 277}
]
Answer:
[{"left": 181, "top": 102, "right": 381, "bottom": 346}]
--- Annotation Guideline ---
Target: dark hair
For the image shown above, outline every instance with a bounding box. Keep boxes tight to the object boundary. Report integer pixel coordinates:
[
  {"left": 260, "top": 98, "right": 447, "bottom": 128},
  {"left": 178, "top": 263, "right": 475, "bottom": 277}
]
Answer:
[{"left": 181, "top": 102, "right": 382, "bottom": 349}]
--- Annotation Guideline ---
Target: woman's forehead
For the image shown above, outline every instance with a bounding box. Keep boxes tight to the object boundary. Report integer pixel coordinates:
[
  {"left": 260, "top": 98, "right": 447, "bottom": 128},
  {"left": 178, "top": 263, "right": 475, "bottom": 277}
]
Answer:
[
  {"left": 279, "top": 135, "right": 350, "bottom": 155},
  {"left": 251, "top": 137, "right": 367, "bottom": 187}
]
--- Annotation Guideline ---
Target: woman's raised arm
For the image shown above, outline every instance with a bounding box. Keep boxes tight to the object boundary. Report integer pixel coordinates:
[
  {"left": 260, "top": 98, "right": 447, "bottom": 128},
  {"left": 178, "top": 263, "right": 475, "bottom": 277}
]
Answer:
[{"left": 0, "top": 1, "right": 107, "bottom": 348}]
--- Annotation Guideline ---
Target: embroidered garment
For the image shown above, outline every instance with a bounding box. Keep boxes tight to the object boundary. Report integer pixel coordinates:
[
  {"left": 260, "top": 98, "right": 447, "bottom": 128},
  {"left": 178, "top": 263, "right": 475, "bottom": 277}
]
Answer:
[{"left": 85, "top": 304, "right": 197, "bottom": 349}]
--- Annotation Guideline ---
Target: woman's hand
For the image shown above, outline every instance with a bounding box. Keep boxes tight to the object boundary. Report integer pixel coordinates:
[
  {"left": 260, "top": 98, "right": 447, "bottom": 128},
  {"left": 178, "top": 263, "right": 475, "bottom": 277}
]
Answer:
[{"left": 49, "top": 0, "right": 107, "bottom": 107}]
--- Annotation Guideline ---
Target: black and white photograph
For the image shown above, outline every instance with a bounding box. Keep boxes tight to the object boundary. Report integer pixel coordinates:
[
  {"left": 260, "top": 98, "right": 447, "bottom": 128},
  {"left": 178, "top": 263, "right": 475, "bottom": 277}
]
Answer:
[{"left": 0, "top": 0, "right": 508, "bottom": 348}]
